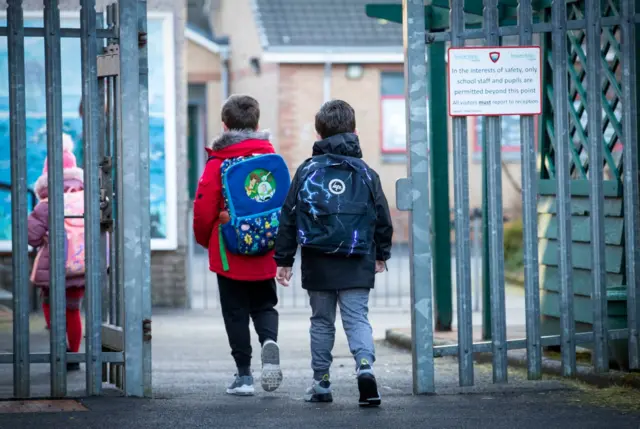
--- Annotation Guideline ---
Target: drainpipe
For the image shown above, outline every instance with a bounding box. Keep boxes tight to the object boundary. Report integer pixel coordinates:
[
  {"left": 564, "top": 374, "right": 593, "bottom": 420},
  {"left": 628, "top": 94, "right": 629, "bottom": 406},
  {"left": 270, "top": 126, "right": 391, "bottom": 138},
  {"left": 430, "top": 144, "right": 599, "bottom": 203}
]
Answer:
[
  {"left": 323, "top": 61, "right": 332, "bottom": 102},
  {"left": 221, "top": 48, "right": 230, "bottom": 100}
]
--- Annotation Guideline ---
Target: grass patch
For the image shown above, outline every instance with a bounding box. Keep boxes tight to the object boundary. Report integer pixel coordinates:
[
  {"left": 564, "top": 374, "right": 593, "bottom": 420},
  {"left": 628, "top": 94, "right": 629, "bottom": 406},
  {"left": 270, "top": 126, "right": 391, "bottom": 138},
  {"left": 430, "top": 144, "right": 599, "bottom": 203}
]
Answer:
[{"left": 490, "top": 364, "right": 640, "bottom": 413}]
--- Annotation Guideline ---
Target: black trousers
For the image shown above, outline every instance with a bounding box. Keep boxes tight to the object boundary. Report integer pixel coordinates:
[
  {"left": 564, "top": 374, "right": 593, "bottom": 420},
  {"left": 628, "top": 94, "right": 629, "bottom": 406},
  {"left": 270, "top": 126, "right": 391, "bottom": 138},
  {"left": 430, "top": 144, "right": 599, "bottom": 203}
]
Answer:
[{"left": 217, "top": 275, "right": 279, "bottom": 369}]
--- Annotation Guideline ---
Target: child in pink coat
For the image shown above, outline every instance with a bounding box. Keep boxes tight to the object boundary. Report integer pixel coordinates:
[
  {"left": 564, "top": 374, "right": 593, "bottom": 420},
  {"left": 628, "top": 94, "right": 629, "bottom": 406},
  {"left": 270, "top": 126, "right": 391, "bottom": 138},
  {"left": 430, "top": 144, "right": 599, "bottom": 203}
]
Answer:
[{"left": 28, "top": 135, "right": 85, "bottom": 371}]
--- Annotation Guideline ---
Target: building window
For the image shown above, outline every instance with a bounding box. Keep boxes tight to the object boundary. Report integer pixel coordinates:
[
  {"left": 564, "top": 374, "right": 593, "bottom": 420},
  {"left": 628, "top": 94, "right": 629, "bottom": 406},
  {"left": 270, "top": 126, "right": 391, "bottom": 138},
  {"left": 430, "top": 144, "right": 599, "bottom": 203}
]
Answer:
[
  {"left": 379, "top": 72, "right": 430, "bottom": 156},
  {"left": 380, "top": 72, "right": 406, "bottom": 154}
]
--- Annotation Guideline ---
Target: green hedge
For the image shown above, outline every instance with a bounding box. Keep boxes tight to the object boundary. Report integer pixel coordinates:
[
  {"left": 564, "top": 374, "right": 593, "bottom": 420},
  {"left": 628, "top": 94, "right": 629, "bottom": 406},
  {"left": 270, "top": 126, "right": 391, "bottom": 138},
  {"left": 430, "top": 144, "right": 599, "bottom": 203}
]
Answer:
[{"left": 504, "top": 218, "right": 524, "bottom": 273}]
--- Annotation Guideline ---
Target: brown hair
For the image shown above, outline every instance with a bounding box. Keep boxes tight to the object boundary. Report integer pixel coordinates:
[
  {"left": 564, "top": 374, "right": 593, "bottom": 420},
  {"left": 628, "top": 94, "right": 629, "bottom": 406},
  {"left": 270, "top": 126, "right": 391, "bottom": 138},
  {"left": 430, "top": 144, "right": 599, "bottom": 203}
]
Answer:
[{"left": 221, "top": 94, "right": 260, "bottom": 130}]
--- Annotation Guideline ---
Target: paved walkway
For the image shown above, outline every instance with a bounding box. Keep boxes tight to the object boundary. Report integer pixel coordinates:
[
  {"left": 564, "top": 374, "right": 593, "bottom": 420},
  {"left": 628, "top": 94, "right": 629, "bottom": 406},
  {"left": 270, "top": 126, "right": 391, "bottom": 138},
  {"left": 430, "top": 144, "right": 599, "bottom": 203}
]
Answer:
[{"left": 1, "top": 309, "right": 639, "bottom": 428}]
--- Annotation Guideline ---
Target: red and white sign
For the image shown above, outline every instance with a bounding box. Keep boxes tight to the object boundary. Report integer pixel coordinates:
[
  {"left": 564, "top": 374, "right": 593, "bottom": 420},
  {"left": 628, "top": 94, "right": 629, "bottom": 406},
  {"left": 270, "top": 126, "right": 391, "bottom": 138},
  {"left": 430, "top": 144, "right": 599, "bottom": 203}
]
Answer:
[{"left": 447, "top": 46, "right": 542, "bottom": 117}]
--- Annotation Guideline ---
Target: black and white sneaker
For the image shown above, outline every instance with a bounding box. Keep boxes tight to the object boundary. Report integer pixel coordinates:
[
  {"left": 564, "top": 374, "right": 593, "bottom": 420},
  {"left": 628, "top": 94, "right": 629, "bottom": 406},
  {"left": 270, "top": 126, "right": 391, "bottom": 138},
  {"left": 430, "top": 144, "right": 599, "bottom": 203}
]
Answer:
[
  {"left": 356, "top": 359, "right": 381, "bottom": 407},
  {"left": 261, "top": 340, "right": 283, "bottom": 392}
]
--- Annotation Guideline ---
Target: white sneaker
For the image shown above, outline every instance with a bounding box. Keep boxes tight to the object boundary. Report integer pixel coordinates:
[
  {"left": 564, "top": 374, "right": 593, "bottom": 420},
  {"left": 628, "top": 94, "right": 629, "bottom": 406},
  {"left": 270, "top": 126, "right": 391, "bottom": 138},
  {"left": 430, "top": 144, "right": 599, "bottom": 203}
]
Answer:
[{"left": 261, "top": 340, "right": 283, "bottom": 392}]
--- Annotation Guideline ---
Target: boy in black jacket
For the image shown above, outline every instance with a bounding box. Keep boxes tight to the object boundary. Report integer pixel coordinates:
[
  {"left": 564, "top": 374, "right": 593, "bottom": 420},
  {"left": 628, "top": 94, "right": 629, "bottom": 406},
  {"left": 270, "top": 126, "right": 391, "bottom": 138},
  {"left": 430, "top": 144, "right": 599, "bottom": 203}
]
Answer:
[{"left": 274, "top": 100, "right": 393, "bottom": 407}]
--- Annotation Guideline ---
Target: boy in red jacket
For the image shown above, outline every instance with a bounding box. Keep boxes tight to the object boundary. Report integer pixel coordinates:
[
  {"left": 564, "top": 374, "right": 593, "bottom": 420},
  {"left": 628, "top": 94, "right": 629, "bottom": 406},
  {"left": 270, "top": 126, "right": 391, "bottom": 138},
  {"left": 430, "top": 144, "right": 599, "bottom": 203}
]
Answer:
[{"left": 193, "top": 95, "right": 282, "bottom": 396}]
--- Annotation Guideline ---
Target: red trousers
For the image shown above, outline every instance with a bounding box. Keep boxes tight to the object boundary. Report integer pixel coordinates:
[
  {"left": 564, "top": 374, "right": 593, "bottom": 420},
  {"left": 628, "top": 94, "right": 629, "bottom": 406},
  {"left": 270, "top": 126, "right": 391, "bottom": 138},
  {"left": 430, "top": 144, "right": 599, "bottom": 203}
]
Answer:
[{"left": 41, "top": 287, "right": 85, "bottom": 353}]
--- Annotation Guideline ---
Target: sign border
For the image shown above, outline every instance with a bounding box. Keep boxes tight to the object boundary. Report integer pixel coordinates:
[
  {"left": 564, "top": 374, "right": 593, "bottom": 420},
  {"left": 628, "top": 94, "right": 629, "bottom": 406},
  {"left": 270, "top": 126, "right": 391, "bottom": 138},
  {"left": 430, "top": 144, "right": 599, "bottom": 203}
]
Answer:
[{"left": 447, "top": 45, "right": 543, "bottom": 117}]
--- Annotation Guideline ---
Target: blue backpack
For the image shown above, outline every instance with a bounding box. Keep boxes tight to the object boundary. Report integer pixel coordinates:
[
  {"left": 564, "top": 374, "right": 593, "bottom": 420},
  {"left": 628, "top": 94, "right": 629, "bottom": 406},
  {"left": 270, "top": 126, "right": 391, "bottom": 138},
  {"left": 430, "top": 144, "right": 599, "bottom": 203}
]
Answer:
[
  {"left": 211, "top": 154, "right": 291, "bottom": 256},
  {"left": 295, "top": 154, "right": 376, "bottom": 256}
]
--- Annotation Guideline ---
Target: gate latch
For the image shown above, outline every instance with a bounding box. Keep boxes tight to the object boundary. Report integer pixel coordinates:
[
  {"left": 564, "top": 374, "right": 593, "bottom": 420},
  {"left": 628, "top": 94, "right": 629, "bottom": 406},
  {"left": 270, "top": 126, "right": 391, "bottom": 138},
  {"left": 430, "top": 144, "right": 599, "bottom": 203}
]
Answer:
[
  {"left": 98, "top": 43, "right": 120, "bottom": 78},
  {"left": 143, "top": 318, "right": 152, "bottom": 342},
  {"left": 99, "top": 156, "right": 113, "bottom": 232}
]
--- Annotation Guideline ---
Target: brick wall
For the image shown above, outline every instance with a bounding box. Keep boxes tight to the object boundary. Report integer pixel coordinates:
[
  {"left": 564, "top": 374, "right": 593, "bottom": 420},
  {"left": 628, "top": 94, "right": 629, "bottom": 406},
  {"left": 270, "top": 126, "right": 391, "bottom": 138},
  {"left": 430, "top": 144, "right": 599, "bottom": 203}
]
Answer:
[{"left": 277, "top": 64, "right": 325, "bottom": 173}]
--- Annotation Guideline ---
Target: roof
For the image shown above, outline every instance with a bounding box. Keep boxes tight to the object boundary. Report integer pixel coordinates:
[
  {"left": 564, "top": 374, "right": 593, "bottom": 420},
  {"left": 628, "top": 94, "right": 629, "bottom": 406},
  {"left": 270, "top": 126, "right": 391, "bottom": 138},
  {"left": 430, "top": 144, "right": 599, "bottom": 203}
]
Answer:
[
  {"left": 187, "top": 0, "right": 229, "bottom": 50},
  {"left": 252, "top": 0, "right": 403, "bottom": 49}
]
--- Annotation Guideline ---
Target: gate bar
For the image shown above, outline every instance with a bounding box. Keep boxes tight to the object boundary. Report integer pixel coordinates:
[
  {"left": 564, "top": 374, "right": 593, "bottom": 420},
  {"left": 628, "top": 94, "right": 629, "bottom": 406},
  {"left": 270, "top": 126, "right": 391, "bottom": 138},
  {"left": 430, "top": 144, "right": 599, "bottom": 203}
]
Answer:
[
  {"left": 517, "top": 0, "right": 542, "bottom": 381},
  {"left": 0, "top": 352, "right": 124, "bottom": 364},
  {"left": 551, "top": 0, "right": 576, "bottom": 377},
  {"left": 111, "top": 2, "right": 125, "bottom": 389},
  {"left": 44, "top": 0, "right": 68, "bottom": 397},
  {"left": 80, "top": 0, "right": 103, "bottom": 396},
  {"left": 586, "top": 0, "right": 609, "bottom": 373},
  {"left": 449, "top": 0, "right": 474, "bottom": 387},
  {"left": 433, "top": 328, "right": 630, "bottom": 358},
  {"left": 138, "top": 0, "right": 152, "bottom": 397},
  {"left": 118, "top": 0, "right": 144, "bottom": 397},
  {"left": 621, "top": 0, "right": 640, "bottom": 370},
  {"left": 425, "top": 15, "right": 638, "bottom": 43},
  {"left": 8, "top": 0, "right": 30, "bottom": 399},
  {"left": 0, "top": 27, "right": 115, "bottom": 39},
  {"left": 402, "top": 0, "right": 435, "bottom": 395},
  {"left": 483, "top": 0, "right": 508, "bottom": 384}
]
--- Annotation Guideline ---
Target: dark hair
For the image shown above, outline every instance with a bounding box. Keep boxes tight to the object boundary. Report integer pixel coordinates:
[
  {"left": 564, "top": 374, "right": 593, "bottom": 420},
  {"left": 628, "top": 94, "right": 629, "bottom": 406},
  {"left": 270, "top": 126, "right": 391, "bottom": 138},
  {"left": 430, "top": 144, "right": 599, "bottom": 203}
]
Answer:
[
  {"left": 314, "top": 99, "right": 356, "bottom": 139},
  {"left": 221, "top": 94, "right": 260, "bottom": 130}
]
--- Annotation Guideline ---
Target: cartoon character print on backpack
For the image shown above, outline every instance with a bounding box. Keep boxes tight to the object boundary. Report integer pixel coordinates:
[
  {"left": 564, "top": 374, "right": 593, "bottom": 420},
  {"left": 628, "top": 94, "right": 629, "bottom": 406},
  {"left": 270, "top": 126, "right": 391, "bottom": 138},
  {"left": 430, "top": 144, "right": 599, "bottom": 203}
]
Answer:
[
  {"left": 218, "top": 154, "right": 290, "bottom": 256},
  {"left": 245, "top": 169, "right": 276, "bottom": 202},
  {"left": 295, "top": 154, "right": 377, "bottom": 256},
  {"left": 236, "top": 210, "right": 280, "bottom": 254}
]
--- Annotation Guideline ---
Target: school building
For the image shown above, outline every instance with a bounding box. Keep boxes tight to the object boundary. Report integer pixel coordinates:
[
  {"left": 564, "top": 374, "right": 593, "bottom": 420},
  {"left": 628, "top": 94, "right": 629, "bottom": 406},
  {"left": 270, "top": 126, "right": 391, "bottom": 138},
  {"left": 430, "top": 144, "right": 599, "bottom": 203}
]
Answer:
[{"left": 0, "top": 0, "right": 526, "bottom": 310}]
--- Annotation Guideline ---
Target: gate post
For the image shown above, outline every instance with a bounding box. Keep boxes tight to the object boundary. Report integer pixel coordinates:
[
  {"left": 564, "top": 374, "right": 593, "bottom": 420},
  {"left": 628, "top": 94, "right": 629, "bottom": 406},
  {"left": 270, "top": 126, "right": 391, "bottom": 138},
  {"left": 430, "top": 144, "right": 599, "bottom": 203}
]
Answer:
[
  {"left": 44, "top": 0, "right": 69, "bottom": 397},
  {"left": 8, "top": 0, "right": 30, "bottom": 399},
  {"left": 397, "top": 0, "right": 435, "bottom": 394},
  {"left": 118, "top": 0, "right": 146, "bottom": 397},
  {"left": 80, "top": 0, "right": 104, "bottom": 396},
  {"left": 621, "top": 0, "right": 640, "bottom": 370},
  {"left": 137, "top": 0, "right": 153, "bottom": 397},
  {"left": 427, "top": 24, "right": 453, "bottom": 333}
]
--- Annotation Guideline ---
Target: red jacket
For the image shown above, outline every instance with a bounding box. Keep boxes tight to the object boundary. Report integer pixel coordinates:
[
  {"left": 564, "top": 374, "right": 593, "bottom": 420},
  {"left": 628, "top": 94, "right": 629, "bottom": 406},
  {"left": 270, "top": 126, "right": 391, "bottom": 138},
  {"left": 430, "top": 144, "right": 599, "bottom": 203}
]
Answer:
[{"left": 193, "top": 131, "right": 277, "bottom": 281}]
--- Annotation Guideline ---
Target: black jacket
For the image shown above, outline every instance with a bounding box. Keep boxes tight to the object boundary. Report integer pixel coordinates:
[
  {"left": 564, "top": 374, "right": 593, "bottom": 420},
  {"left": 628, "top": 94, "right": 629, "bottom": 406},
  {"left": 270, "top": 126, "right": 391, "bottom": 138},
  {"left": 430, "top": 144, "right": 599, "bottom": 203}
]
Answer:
[{"left": 274, "top": 133, "right": 393, "bottom": 291}]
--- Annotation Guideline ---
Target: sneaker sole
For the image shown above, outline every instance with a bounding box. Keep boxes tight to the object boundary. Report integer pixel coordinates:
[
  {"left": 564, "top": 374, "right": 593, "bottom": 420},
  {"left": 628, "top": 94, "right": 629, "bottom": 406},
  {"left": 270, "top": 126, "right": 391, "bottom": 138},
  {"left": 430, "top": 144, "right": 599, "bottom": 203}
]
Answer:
[
  {"left": 304, "top": 392, "right": 333, "bottom": 403},
  {"left": 357, "top": 373, "right": 381, "bottom": 407},
  {"left": 261, "top": 341, "right": 283, "bottom": 392},
  {"left": 226, "top": 387, "right": 255, "bottom": 396}
]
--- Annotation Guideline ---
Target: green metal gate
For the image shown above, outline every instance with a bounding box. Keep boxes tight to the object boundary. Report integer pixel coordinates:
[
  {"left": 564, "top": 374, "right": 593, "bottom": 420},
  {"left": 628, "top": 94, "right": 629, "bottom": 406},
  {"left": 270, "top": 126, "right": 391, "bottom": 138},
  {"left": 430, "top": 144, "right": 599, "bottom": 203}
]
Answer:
[
  {"left": 2, "top": 0, "right": 152, "bottom": 398},
  {"left": 368, "top": 0, "right": 640, "bottom": 394}
]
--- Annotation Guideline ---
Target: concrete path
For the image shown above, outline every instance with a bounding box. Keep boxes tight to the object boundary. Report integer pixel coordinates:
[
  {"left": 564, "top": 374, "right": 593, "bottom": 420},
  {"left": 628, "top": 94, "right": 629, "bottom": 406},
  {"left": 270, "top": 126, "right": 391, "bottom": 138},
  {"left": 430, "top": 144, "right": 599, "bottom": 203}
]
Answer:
[{"left": 1, "top": 309, "right": 639, "bottom": 428}]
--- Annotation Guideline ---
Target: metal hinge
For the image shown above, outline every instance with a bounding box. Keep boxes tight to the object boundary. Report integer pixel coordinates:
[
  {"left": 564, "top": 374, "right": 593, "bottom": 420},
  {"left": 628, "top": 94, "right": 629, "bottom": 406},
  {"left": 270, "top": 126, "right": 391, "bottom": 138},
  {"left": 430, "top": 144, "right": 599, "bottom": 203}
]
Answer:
[
  {"left": 138, "top": 31, "right": 147, "bottom": 47},
  {"left": 143, "top": 319, "right": 152, "bottom": 342},
  {"left": 97, "top": 43, "right": 120, "bottom": 78}
]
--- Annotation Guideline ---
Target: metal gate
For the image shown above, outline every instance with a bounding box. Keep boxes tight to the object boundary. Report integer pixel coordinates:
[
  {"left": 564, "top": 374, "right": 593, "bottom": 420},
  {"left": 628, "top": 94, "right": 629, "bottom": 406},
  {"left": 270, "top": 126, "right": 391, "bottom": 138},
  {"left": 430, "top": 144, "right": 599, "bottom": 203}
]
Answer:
[
  {"left": 2, "top": 0, "right": 151, "bottom": 398},
  {"left": 391, "top": 0, "right": 640, "bottom": 394}
]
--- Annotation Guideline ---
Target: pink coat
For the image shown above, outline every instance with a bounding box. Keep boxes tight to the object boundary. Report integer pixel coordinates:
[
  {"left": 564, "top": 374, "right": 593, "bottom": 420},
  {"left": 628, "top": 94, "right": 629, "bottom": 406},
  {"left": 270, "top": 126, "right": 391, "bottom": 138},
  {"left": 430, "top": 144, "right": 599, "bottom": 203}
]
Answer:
[{"left": 28, "top": 176, "right": 85, "bottom": 289}]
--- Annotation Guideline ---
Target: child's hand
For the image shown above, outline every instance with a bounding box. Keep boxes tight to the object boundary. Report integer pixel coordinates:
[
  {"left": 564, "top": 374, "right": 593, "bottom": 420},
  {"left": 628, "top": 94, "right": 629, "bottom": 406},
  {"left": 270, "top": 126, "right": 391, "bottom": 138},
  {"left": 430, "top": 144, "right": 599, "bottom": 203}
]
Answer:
[
  {"left": 276, "top": 267, "right": 293, "bottom": 286},
  {"left": 219, "top": 210, "right": 230, "bottom": 224},
  {"left": 375, "top": 260, "right": 386, "bottom": 274}
]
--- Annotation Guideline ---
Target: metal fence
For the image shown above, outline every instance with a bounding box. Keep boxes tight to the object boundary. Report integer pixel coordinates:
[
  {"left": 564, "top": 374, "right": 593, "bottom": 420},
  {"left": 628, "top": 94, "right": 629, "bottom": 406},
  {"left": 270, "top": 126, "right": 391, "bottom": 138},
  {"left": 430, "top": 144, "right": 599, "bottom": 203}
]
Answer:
[
  {"left": 2, "top": 0, "right": 151, "bottom": 399},
  {"left": 187, "top": 209, "right": 485, "bottom": 312},
  {"left": 391, "top": 0, "right": 640, "bottom": 394}
]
